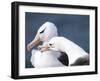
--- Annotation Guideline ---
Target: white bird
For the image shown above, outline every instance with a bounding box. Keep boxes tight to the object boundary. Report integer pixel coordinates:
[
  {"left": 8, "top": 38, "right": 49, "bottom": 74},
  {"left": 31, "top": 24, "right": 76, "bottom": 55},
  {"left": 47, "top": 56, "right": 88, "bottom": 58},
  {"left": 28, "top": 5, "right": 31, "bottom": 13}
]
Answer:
[
  {"left": 27, "top": 22, "right": 69, "bottom": 68},
  {"left": 41, "top": 37, "right": 89, "bottom": 66}
]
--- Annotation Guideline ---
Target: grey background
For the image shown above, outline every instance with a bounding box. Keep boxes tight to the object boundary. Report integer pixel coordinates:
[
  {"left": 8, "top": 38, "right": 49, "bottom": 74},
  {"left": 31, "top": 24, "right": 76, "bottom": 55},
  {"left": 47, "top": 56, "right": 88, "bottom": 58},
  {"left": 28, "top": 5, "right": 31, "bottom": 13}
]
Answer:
[{"left": 25, "top": 12, "right": 89, "bottom": 68}]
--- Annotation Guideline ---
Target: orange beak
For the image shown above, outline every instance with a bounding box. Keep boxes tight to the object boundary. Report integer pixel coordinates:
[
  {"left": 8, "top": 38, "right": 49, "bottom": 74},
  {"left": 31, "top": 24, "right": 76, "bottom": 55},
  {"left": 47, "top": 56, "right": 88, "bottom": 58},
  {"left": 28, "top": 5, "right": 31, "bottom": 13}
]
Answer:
[
  {"left": 43, "top": 43, "right": 49, "bottom": 49},
  {"left": 40, "top": 44, "right": 49, "bottom": 52}
]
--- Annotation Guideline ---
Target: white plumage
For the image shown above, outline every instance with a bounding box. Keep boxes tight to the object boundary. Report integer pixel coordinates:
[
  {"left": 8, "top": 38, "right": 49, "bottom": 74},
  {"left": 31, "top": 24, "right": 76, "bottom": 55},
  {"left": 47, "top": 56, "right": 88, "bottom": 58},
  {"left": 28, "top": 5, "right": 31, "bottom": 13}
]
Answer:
[
  {"left": 31, "top": 50, "right": 64, "bottom": 68},
  {"left": 27, "top": 22, "right": 68, "bottom": 68},
  {"left": 42, "top": 37, "right": 89, "bottom": 65}
]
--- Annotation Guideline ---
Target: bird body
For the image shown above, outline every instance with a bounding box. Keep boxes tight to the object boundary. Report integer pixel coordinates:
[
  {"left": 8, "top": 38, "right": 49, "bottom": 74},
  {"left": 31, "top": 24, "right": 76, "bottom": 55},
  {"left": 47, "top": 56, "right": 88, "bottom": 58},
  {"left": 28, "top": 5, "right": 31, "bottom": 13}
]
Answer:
[
  {"left": 27, "top": 22, "right": 68, "bottom": 68},
  {"left": 43, "top": 37, "right": 89, "bottom": 65},
  {"left": 31, "top": 50, "right": 65, "bottom": 68}
]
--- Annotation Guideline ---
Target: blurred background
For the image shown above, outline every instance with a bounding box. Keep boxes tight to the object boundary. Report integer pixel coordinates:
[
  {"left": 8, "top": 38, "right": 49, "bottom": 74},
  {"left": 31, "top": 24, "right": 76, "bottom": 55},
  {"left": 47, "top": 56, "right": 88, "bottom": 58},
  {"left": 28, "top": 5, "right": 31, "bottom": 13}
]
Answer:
[{"left": 25, "top": 12, "right": 89, "bottom": 68}]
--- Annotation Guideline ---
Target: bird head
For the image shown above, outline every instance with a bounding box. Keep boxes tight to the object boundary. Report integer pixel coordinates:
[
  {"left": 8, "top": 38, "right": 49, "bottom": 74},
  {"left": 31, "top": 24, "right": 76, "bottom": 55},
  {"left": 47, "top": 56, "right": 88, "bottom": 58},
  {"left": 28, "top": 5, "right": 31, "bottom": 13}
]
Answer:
[
  {"left": 27, "top": 22, "right": 58, "bottom": 51},
  {"left": 40, "top": 37, "right": 61, "bottom": 52},
  {"left": 37, "top": 22, "right": 58, "bottom": 42}
]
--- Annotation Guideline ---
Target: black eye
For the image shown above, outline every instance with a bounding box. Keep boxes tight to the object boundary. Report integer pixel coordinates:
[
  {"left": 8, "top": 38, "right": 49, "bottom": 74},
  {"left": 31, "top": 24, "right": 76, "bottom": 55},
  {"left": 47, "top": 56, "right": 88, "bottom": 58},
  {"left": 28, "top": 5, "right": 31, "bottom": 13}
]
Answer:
[
  {"left": 49, "top": 44, "right": 53, "bottom": 46},
  {"left": 40, "top": 28, "right": 46, "bottom": 34},
  {"left": 49, "top": 43, "right": 54, "bottom": 48}
]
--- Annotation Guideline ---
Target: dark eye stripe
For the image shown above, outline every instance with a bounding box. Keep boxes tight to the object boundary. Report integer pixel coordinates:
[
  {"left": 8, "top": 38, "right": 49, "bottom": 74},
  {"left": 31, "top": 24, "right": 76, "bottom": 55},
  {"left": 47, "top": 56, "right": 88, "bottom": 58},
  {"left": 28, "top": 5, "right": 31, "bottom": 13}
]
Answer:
[
  {"left": 40, "top": 28, "right": 46, "bottom": 33},
  {"left": 49, "top": 43, "right": 55, "bottom": 48},
  {"left": 49, "top": 44, "right": 53, "bottom": 46},
  {"left": 49, "top": 43, "right": 54, "bottom": 47}
]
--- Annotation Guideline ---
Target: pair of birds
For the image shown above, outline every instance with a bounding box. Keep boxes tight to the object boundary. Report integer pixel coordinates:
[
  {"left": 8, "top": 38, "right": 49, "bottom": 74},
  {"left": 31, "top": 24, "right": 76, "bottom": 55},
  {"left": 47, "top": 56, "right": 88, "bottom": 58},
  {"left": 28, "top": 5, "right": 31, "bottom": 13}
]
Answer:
[{"left": 27, "top": 22, "right": 89, "bottom": 68}]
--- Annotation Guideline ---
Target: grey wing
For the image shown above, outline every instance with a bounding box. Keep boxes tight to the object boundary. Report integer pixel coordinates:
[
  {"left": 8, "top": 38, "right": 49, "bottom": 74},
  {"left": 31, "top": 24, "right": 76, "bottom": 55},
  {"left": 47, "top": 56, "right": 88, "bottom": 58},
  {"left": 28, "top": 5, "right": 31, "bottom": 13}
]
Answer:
[{"left": 71, "top": 55, "right": 89, "bottom": 66}]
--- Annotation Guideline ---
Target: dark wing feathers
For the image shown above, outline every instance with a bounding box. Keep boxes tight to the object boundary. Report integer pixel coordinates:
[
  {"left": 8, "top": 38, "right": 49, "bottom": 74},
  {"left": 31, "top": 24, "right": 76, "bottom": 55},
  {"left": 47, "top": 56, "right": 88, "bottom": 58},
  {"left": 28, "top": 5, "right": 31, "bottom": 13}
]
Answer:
[
  {"left": 71, "top": 55, "right": 89, "bottom": 66},
  {"left": 58, "top": 52, "right": 69, "bottom": 66}
]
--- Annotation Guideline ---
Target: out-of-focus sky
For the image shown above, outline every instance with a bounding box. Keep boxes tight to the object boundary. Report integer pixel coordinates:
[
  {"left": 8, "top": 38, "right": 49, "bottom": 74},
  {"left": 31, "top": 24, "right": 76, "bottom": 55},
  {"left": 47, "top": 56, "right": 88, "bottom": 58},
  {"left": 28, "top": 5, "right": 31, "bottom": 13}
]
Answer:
[{"left": 25, "top": 12, "right": 89, "bottom": 68}]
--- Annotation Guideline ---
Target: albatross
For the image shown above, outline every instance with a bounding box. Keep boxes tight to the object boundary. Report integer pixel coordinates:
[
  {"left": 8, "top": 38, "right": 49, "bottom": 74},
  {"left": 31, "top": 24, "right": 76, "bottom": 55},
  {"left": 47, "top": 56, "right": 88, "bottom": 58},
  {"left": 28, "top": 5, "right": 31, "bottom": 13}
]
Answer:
[
  {"left": 40, "top": 37, "right": 89, "bottom": 66},
  {"left": 27, "top": 22, "right": 69, "bottom": 68}
]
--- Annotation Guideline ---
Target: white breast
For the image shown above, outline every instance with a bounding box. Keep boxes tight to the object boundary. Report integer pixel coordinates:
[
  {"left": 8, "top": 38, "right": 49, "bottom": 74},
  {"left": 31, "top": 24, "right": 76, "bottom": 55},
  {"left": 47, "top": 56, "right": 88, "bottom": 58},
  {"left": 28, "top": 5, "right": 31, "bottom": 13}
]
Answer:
[{"left": 31, "top": 49, "right": 64, "bottom": 68}]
